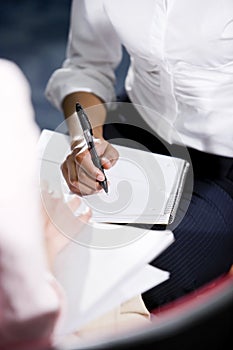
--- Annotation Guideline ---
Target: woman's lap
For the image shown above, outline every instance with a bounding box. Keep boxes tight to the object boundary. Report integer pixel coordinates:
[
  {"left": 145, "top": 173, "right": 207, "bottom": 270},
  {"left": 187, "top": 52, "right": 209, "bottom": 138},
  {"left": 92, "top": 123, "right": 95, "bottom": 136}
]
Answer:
[{"left": 142, "top": 179, "right": 233, "bottom": 310}]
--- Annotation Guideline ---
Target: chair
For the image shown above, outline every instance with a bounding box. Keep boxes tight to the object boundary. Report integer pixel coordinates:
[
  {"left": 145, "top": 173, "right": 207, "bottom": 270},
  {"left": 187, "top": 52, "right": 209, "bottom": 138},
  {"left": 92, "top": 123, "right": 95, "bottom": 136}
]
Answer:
[{"left": 61, "top": 272, "right": 233, "bottom": 350}]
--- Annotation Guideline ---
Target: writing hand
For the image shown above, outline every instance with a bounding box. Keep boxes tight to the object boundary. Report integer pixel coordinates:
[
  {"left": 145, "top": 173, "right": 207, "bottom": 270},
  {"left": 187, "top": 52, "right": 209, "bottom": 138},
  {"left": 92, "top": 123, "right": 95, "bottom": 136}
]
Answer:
[{"left": 61, "top": 138, "right": 119, "bottom": 196}]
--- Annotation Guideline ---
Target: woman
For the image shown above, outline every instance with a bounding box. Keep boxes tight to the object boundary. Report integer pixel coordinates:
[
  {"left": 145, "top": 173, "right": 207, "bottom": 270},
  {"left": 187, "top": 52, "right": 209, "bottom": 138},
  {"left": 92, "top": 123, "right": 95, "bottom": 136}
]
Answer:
[{"left": 45, "top": 0, "right": 233, "bottom": 310}]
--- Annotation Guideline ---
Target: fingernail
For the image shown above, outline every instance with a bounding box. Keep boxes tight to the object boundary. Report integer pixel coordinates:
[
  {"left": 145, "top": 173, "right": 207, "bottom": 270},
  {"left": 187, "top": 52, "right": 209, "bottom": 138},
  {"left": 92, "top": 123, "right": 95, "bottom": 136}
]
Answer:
[
  {"left": 96, "top": 173, "right": 104, "bottom": 181},
  {"left": 82, "top": 207, "right": 92, "bottom": 216},
  {"left": 101, "top": 157, "right": 110, "bottom": 164},
  {"left": 102, "top": 157, "right": 112, "bottom": 169}
]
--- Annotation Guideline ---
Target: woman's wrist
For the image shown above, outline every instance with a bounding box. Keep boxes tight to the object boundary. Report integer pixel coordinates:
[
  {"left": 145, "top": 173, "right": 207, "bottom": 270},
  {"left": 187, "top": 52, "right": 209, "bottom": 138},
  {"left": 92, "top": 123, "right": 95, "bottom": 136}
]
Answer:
[{"left": 62, "top": 91, "right": 106, "bottom": 147}]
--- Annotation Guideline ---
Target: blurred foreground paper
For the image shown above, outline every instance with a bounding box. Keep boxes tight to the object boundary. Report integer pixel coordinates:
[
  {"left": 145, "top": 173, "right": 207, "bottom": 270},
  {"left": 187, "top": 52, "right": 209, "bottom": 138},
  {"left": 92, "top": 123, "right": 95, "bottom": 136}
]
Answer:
[{"left": 53, "top": 223, "right": 174, "bottom": 335}]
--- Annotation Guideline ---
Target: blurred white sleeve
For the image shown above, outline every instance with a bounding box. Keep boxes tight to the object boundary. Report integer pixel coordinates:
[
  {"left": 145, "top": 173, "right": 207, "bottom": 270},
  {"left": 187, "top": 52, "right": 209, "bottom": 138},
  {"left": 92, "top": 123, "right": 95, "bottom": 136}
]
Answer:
[
  {"left": 45, "top": 0, "right": 122, "bottom": 110},
  {"left": 0, "top": 59, "right": 63, "bottom": 350}
]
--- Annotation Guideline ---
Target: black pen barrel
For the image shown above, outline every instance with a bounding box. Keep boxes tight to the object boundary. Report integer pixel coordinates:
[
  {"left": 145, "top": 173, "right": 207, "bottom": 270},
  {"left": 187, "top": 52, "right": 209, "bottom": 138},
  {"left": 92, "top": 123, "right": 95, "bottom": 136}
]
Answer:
[
  {"left": 75, "top": 102, "right": 108, "bottom": 193},
  {"left": 89, "top": 147, "right": 108, "bottom": 193}
]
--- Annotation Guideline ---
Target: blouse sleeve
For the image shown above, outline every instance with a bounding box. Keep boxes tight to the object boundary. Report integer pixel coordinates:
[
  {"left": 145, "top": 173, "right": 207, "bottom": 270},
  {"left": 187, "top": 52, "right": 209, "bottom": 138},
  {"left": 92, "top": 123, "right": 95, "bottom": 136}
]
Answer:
[
  {"left": 45, "top": 0, "right": 122, "bottom": 110},
  {"left": 0, "top": 59, "right": 63, "bottom": 350}
]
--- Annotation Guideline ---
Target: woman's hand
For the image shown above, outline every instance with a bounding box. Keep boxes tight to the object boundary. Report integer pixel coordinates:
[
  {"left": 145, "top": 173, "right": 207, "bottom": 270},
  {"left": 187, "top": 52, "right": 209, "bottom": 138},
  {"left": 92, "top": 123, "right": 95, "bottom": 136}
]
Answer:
[
  {"left": 41, "top": 189, "right": 92, "bottom": 270},
  {"left": 61, "top": 138, "right": 119, "bottom": 196}
]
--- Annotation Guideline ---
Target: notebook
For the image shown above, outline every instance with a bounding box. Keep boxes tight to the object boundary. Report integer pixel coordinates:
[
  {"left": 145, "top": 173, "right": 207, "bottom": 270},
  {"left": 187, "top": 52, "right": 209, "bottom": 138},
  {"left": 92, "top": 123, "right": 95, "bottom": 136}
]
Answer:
[{"left": 38, "top": 129, "right": 189, "bottom": 225}]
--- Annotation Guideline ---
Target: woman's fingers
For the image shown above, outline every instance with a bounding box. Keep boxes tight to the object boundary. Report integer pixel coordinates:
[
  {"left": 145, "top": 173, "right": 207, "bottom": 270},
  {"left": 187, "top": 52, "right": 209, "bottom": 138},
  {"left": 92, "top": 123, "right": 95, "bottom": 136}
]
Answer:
[
  {"left": 97, "top": 141, "right": 119, "bottom": 169},
  {"left": 61, "top": 139, "right": 119, "bottom": 196},
  {"left": 42, "top": 190, "right": 92, "bottom": 243}
]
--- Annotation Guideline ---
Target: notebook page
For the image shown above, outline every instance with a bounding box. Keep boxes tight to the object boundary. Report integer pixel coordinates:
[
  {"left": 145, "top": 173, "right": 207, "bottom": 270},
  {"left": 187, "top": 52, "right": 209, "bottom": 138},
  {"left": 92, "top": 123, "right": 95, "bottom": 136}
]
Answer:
[{"left": 82, "top": 145, "right": 186, "bottom": 224}]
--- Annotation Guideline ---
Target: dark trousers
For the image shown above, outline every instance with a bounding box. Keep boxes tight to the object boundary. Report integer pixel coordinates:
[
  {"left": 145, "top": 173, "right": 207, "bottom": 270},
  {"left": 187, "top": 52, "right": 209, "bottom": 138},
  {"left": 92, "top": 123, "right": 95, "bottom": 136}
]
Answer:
[{"left": 104, "top": 99, "right": 233, "bottom": 311}]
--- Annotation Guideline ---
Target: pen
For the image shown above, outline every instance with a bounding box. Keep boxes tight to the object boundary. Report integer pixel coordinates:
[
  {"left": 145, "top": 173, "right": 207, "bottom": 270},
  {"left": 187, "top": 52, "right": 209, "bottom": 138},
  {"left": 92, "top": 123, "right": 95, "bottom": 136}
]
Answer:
[{"left": 76, "top": 102, "right": 108, "bottom": 193}]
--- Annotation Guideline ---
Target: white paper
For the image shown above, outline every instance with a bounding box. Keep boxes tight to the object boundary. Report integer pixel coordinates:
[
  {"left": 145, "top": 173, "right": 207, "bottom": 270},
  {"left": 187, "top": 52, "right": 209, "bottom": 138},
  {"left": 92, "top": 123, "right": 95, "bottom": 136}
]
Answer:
[{"left": 53, "top": 223, "right": 174, "bottom": 335}]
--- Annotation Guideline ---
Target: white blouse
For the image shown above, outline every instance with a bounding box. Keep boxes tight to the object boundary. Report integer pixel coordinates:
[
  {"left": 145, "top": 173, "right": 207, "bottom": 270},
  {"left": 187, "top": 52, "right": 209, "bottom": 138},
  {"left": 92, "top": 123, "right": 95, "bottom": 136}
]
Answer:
[{"left": 46, "top": 0, "right": 233, "bottom": 157}]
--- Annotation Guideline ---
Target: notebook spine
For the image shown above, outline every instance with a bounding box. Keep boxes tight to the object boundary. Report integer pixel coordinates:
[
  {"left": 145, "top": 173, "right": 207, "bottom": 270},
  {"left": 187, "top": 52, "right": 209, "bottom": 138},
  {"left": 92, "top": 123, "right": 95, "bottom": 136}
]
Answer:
[{"left": 164, "top": 161, "right": 190, "bottom": 224}]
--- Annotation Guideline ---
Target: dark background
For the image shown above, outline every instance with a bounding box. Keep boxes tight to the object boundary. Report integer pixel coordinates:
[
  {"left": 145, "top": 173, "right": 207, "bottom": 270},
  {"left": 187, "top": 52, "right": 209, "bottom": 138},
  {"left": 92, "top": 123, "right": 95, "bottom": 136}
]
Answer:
[
  {"left": 0, "top": 0, "right": 129, "bottom": 131},
  {"left": 0, "top": 0, "right": 72, "bottom": 130}
]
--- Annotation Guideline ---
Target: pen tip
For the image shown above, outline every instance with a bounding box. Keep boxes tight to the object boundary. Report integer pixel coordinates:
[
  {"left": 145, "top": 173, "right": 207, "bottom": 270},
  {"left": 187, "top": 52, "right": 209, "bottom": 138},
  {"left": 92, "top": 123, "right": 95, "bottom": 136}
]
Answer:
[
  {"left": 76, "top": 102, "right": 82, "bottom": 112},
  {"left": 103, "top": 182, "right": 108, "bottom": 194}
]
